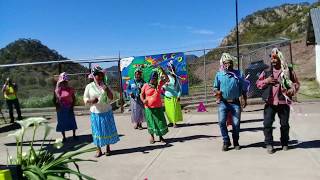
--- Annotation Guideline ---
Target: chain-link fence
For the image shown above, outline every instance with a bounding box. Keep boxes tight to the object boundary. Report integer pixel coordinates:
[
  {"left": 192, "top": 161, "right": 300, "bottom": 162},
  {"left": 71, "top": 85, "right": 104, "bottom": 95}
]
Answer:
[
  {"left": 0, "top": 38, "right": 292, "bottom": 111},
  {"left": 0, "top": 58, "right": 123, "bottom": 109},
  {"left": 180, "top": 39, "right": 292, "bottom": 108}
]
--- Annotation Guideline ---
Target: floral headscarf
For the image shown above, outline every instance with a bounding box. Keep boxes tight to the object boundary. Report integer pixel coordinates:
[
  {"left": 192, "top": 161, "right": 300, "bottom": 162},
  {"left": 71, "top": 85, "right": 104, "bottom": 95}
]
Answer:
[{"left": 271, "top": 48, "right": 292, "bottom": 90}]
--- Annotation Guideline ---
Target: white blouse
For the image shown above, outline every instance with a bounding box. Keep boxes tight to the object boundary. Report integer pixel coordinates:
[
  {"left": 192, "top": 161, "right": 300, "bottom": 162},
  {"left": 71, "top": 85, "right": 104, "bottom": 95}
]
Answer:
[{"left": 83, "top": 82, "right": 112, "bottom": 113}]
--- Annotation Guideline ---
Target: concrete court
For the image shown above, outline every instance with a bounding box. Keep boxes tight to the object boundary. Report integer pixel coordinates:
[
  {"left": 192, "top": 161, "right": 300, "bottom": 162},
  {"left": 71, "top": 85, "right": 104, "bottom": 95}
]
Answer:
[{"left": 0, "top": 101, "right": 320, "bottom": 180}]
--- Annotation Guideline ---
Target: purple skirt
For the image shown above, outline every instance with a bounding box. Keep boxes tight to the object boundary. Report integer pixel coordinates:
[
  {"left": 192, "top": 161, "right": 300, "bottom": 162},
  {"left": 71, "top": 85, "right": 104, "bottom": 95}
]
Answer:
[{"left": 130, "top": 98, "right": 145, "bottom": 123}]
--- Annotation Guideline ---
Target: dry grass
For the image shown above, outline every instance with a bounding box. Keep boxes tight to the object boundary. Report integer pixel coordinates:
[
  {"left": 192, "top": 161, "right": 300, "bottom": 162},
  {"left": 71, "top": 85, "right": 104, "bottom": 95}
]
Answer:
[{"left": 297, "top": 79, "right": 320, "bottom": 100}]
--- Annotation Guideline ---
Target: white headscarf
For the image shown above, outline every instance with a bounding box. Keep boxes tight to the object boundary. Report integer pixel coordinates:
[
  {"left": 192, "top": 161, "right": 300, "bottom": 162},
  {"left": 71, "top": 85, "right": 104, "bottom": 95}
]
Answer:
[
  {"left": 271, "top": 48, "right": 292, "bottom": 89},
  {"left": 219, "top": 53, "right": 236, "bottom": 71}
]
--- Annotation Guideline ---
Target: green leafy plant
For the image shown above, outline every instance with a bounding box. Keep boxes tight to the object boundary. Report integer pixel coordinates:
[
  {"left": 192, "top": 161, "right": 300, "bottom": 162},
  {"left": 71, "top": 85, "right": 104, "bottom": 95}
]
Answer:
[{"left": 7, "top": 117, "right": 96, "bottom": 180}]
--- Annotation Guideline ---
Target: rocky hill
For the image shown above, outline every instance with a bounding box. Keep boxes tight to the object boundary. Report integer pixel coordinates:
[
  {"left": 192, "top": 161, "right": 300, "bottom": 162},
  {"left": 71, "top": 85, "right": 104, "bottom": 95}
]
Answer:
[
  {"left": 0, "top": 39, "right": 88, "bottom": 99},
  {"left": 188, "top": 2, "right": 319, "bottom": 89},
  {"left": 220, "top": 2, "right": 318, "bottom": 46}
]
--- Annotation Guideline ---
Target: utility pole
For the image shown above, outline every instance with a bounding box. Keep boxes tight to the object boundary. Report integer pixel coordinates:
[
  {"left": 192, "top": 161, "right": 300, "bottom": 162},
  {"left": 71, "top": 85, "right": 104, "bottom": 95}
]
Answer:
[{"left": 236, "top": 0, "right": 240, "bottom": 70}]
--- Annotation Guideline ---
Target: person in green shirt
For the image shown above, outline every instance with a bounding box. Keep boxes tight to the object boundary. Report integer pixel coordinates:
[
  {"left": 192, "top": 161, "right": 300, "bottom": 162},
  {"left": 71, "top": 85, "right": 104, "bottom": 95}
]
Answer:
[{"left": 2, "top": 78, "right": 22, "bottom": 123}]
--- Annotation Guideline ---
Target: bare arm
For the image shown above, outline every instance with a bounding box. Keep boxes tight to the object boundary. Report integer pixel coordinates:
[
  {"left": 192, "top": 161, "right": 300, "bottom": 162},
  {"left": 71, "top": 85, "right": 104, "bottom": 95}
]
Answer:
[
  {"left": 104, "top": 86, "right": 113, "bottom": 101},
  {"left": 159, "top": 67, "right": 169, "bottom": 83},
  {"left": 140, "top": 84, "right": 147, "bottom": 105}
]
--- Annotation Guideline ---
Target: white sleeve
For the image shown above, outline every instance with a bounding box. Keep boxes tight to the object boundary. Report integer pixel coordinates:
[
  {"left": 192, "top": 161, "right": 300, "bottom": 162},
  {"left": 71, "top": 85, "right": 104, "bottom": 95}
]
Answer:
[{"left": 83, "top": 84, "right": 90, "bottom": 105}]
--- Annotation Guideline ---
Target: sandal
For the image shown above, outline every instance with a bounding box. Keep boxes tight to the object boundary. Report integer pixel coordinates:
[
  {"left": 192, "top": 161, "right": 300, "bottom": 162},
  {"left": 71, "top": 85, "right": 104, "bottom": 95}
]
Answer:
[
  {"left": 149, "top": 139, "right": 155, "bottom": 144},
  {"left": 94, "top": 151, "right": 103, "bottom": 158},
  {"left": 159, "top": 137, "right": 166, "bottom": 144}
]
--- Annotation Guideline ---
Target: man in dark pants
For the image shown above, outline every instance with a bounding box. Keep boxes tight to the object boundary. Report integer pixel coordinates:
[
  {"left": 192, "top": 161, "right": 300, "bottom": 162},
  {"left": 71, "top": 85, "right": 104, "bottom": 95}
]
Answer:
[
  {"left": 256, "top": 48, "right": 299, "bottom": 154},
  {"left": 2, "top": 78, "right": 22, "bottom": 123}
]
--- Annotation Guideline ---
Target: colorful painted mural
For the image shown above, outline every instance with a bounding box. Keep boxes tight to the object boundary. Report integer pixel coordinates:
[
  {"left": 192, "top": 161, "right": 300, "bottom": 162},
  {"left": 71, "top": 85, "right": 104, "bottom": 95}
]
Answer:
[{"left": 120, "top": 52, "right": 188, "bottom": 97}]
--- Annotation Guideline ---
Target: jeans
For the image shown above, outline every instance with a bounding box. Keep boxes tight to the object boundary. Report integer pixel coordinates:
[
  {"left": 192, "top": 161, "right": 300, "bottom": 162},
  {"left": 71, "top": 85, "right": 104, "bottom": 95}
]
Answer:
[
  {"left": 6, "top": 98, "right": 22, "bottom": 122},
  {"left": 218, "top": 101, "right": 241, "bottom": 144},
  {"left": 263, "top": 104, "right": 290, "bottom": 146}
]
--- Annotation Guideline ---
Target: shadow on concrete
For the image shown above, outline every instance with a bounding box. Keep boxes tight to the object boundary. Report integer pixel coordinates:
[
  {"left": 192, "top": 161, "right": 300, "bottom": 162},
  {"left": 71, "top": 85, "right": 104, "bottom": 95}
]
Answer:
[
  {"left": 167, "top": 135, "right": 218, "bottom": 144},
  {"left": 111, "top": 135, "right": 217, "bottom": 156},
  {"left": 292, "top": 140, "right": 320, "bottom": 149},
  {"left": 241, "top": 119, "right": 264, "bottom": 124},
  {"left": 48, "top": 134, "right": 95, "bottom": 153},
  {"left": 178, "top": 122, "right": 218, "bottom": 128},
  {"left": 5, "top": 139, "right": 55, "bottom": 146},
  {"left": 239, "top": 126, "right": 275, "bottom": 132},
  {"left": 111, "top": 144, "right": 173, "bottom": 155},
  {"left": 5, "top": 134, "right": 124, "bottom": 154},
  {"left": 242, "top": 140, "right": 299, "bottom": 149},
  {"left": 48, "top": 134, "right": 125, "bottom": 154},
  {"left": 0, "top": 123, "right": 21, "bottom": 134},
  {"left": 243, "top": 108, "right": 264, "bottom": 113}
]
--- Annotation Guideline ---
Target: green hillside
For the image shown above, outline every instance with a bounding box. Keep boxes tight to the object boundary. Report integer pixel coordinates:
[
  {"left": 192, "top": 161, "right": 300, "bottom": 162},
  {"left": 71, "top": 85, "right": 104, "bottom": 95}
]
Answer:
[{"left": 0, "top": 39, "right": 88, "bottom": 107}]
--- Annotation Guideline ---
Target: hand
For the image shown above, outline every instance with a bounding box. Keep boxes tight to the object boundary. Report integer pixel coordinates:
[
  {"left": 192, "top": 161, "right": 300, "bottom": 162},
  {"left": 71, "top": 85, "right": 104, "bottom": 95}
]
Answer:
[
  {"left": 102, "top": 84, "right": 108, "bottom": 91},
  {"left": 241, "top": 99, "right": 247, "bottom": 108},
  {"left": 91, "top": 98, "right": 99, "bottom": 104},
  {"left": 265, "top": 77, "right": 278, "bottom": 85},
  {"left": 215, "top": 91, "right": 222, "bottom": 103},
  {"left": 142, "top": 99, "right": 148, "bottom": 105},
  {"left": 215, "top": 91, "right": 222, "bottom": 97},
  {"left": 286, "top": 88, "right": 295, "bottom": 97}
]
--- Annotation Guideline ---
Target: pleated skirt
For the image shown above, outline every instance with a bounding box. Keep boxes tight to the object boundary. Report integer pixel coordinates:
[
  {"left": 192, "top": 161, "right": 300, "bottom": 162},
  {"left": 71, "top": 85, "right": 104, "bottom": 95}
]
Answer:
[
  {"left": 56, "top": 107, "right": 78, "bottom": 132},
  {"left": 130, "top": 98, "right": 145, "bottom": 123},
  {"left": 145, "top": 108, "right": 168, "bottom": 136},
  {"left": 90, "top": 110, "right": 120, "bottom": 147},
  {"left": 164, "top": 96, "right": 183, "bottom": 124}
]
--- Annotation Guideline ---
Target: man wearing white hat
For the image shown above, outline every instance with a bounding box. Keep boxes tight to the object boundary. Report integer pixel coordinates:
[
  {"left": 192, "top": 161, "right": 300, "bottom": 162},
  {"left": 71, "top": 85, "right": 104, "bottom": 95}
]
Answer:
[{"left": 213, "top": 53, "right": 248, "bottom": 151}]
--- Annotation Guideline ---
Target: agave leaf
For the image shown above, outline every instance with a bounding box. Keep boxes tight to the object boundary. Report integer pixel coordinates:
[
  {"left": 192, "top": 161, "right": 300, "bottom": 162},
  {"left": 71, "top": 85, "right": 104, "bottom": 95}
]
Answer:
[
  {"left": 24, "top": 170, "right": 41, "bottom": 180},
  {"left": 47, "top": 174, "right": 69, "bottom": 180},
  {"left": 44, "top": 169, "right": 95, "bottom": 180},
  {"left": 25, "top": 165, "right": 46, "bottom": 179},
  {"left": 72, "top": 142, "right": 90, "bottom": 149},
  {"left": 72, "top": 161, "right": 82, "bottom": 180},
  {"left": 46, "top": 158, "right": 96, "bottom": 168},
  {"left": 42, "top": 147, "right": 96, "bottom": 171}
]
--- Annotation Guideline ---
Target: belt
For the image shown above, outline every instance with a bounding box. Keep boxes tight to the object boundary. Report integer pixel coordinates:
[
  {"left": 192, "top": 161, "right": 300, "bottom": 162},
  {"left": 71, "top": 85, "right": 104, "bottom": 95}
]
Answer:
[{"left": 223, "top": 99, "right": 240, "bottom": 103}]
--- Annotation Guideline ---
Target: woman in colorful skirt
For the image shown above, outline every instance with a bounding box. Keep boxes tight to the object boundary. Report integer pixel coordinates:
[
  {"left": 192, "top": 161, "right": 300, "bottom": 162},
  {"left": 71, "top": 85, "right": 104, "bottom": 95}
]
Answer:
[
  {"left": 127, "top": 68, "right": 145, "bottom": 130},
  {"left": 140, "top": 67, "right": 169, "bottom": 144},
  {"left": 83, "top": 66, "right": 120, "bottom": 157},
  {"left": 163, "top": 63, "right": 183, "bottom": 128},
  {"left": 54, "top": 72, "right": 78, "bottom": 142}
]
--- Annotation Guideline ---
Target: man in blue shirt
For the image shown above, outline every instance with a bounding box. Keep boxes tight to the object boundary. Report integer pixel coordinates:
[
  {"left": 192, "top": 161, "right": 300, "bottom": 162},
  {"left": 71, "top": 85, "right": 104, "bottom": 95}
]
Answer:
[{"left": 213, "top": 53, "right": 248, "bottom": 151}]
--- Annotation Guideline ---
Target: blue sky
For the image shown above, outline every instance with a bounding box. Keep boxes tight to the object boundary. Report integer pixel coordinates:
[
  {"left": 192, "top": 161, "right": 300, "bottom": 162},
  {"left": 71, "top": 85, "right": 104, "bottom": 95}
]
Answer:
[{"left": 0, "top": 0, "right": 317, "bottom": 59}]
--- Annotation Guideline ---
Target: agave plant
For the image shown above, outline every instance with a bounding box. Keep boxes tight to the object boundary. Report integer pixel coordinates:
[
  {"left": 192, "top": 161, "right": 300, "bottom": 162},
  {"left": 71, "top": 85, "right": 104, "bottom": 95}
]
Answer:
[{"left": 7, "top": 117, "right": 96, "bottom": 180}]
